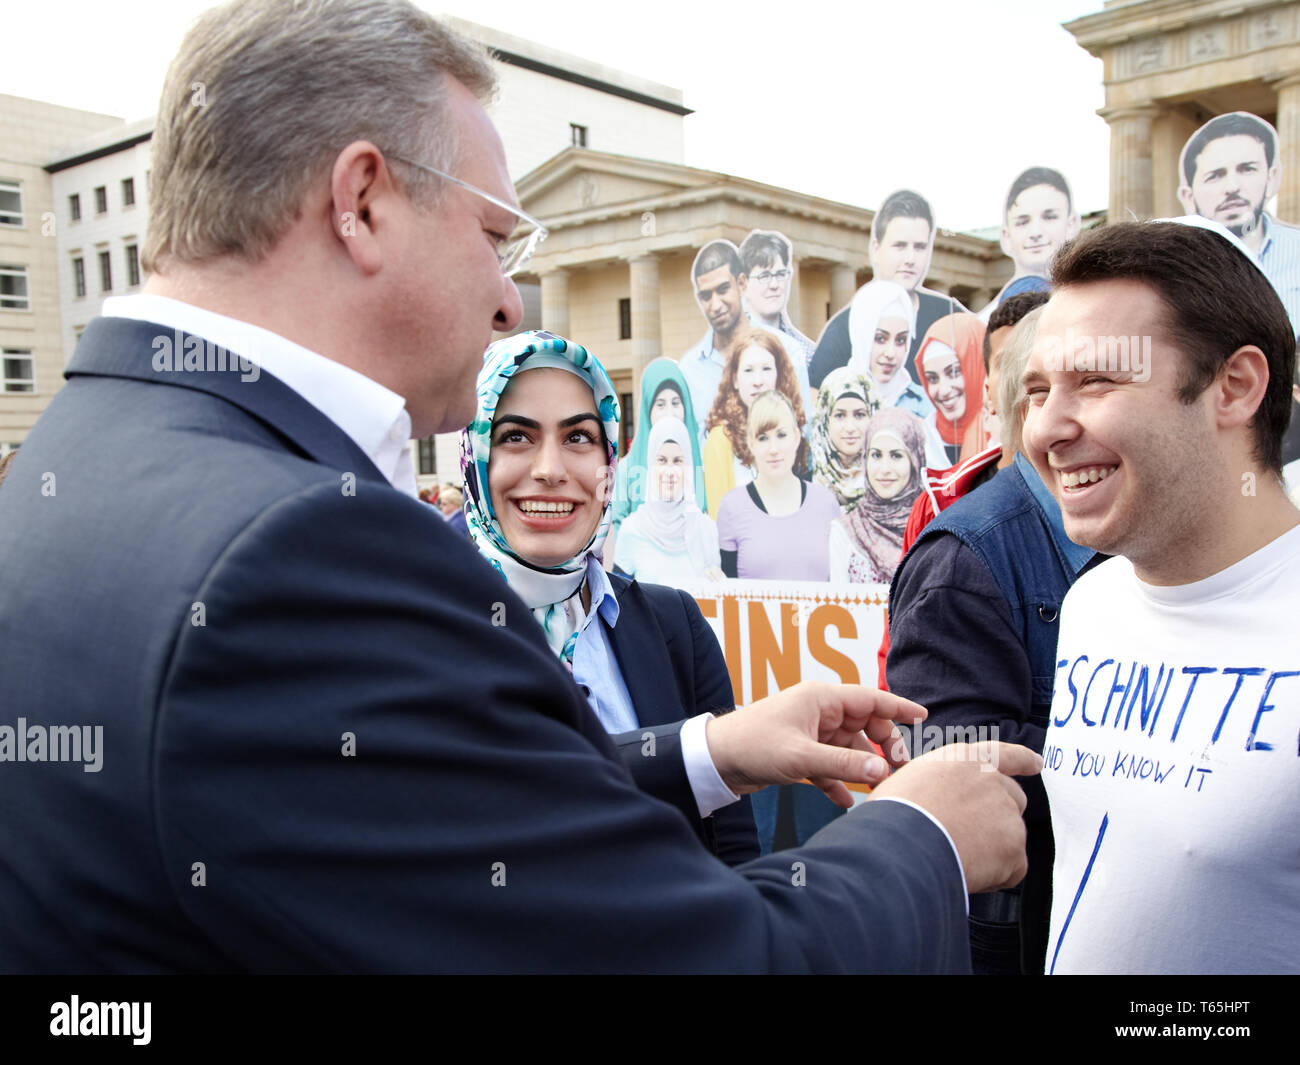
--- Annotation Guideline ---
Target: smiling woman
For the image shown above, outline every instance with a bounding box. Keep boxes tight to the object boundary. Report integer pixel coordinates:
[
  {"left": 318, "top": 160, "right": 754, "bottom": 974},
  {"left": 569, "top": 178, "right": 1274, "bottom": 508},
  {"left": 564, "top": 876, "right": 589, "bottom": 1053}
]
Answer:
[
  {"left": 461, "top": 330, "right": 759, "bottom": 865},
  {"left": 701, "top": 329, "right": 807, "bottom": 519},
  {"left": 811, "top": 367, "right": 879, "bottom": 513},
  {"left": 915, "top": 312, "right": 987, "bottom": 464},
  {"left": 715, "top": 391, "right": 840, "bottom": 582},
  {"left": 613, "top": 416, "right": 723, "bottom": 587},
  {"left": 828, "top": 408, "right": 928, "bottom": 584},
  {"left": 462, "top": 332, "right": 620, "bottom": 664}
]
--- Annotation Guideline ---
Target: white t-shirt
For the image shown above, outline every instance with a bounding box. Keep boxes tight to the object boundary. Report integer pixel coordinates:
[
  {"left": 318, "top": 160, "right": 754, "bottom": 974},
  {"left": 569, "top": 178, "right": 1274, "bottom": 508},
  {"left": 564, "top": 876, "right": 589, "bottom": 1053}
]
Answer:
[{"left": 1043, "top": 523, "right": 1300, "bottom": 974}]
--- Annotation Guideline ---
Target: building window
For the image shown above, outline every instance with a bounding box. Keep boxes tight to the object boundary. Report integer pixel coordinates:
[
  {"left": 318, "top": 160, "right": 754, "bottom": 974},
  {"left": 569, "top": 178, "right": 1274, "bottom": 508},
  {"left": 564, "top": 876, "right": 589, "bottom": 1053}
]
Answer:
[
  {"left": 72, "top": 256, "right": 86, "bottom": 298},
  {"left": 618, "top": 297, "right": 632, "bottom": 340},
  {"left": 2, "top": 350, "right": 34, "bottom": 393},
  {"left": 69, "top": 193, "right": 81, "bottom": 222},
  {"left": 417, "top": 435, "right": 437, "bottom": 476},
  {"left": 94, "top": 185, "right": 108, "bottom": 214},
  {"left": 125, "top": 244, "right": 140, "bottom": 287},
  {"left": 0, "top": 180, "right": 23, "bottom": 227},
  {"left": 99, "top": 249, "right": 112, "bottom": 293},
  {"left": 0, "top": 265, "right": 30, "bottom": 310},
  {"left": 570, "top": 123, "right": 588, "bottom": 148},
  {"left": 121, "top": 177, "right": 135, "bottom": 207},
  {"left": 620, "top": 392, "right": 634, "bottom": 454}
]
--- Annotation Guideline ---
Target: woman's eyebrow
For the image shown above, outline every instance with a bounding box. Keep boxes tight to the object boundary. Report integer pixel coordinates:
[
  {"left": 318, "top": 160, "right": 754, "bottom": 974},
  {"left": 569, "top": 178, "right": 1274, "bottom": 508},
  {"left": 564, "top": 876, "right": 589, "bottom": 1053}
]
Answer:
[
  {"left": 493, "top": 414, "right": 539, "bottom": 430},
  {"left": 494, "top": 412, "right": 600, "bottom": 431}
]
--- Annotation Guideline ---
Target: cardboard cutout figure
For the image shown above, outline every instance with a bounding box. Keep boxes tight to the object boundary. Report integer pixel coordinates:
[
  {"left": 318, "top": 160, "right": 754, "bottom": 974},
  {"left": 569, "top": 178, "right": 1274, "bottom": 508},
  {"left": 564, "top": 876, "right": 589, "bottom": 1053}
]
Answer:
[
  {"left": 809, "top": 189, "right": 967, "bottom": 392},
  {"left": 914, "top": 312, "right": 987, "bottom": 465},
  {"left": 739, "top": 229, "right": 815, "bottom": 374},
  {"left": 611, "top": 357, "right": 708, "bottom": 533},
  {"left": 678, "top": 238, "right": 813, "bottom": 436},
  {"left": 981, "top": 167, "right": 1080, "bottom": 321},
  {"left": 1178, "top": 112, "right": 1300, "bottom": 333},
  {"left": 678, "top": 240, "right": 751, "bottom": 440},
  {"left": 701, "top": 331, "right": 808, "bottom": 522}
]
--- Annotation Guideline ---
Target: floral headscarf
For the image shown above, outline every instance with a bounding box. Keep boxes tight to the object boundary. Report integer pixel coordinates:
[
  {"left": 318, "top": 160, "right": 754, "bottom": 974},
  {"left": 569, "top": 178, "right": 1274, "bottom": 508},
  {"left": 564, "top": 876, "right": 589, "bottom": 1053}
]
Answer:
[
  {"left": 461, "top": 330, "right": 620, "bottom": 667},
  {"left": 811, "top": 366, "right": 879, "bottom": 512}
]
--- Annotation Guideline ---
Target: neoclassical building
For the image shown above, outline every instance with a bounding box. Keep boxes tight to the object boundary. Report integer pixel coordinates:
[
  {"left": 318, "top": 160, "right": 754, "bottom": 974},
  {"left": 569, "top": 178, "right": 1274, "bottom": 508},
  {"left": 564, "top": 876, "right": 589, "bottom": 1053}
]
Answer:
[
  {"left": 513, "top": 148, "right": 1012, "bottom": 436},
  {"left": 1067, "top": 0, "right": 1300, "bottom": 220}
]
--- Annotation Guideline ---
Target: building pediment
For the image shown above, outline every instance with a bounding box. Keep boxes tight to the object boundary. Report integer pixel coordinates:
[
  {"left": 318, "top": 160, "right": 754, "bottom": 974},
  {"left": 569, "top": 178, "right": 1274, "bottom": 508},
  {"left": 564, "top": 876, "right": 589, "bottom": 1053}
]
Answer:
[{"left": 517, "top": 148, "right": 715, "bottom": 220}]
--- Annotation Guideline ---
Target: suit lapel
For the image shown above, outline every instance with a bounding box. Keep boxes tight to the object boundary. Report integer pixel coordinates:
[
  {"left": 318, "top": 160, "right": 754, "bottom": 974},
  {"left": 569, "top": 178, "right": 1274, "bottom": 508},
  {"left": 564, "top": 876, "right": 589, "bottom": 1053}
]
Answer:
[
  {"left": 68, "top": 316, "right": 389, "bottom": 486},
  {"left": 607, "top": 577, "right": 678, "bottom": 728}
]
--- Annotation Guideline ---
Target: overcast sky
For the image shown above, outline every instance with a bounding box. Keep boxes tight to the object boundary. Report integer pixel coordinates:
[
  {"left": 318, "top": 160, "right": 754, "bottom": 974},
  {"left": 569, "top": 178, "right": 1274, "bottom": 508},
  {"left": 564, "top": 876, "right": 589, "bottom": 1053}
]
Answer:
[{"left": 4, "top": 0, "right": 1109, "bottom": 232}]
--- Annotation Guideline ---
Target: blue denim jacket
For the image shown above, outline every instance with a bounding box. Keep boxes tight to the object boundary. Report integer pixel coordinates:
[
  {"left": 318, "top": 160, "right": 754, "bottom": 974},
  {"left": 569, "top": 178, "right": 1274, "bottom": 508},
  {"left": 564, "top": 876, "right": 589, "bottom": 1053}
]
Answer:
[
  {"left": 891, "top": 452, "right": 1096, "bottom": 973},
  {"left": 910, "top": 453, "right": 1095, "bottom": 718}
]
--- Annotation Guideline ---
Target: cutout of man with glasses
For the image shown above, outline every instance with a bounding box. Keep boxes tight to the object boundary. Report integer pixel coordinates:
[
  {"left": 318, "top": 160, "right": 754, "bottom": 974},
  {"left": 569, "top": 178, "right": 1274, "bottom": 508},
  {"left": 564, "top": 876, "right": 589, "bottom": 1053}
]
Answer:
[{"left": 740, "top": 230, "right": 814, "bottom": 373}]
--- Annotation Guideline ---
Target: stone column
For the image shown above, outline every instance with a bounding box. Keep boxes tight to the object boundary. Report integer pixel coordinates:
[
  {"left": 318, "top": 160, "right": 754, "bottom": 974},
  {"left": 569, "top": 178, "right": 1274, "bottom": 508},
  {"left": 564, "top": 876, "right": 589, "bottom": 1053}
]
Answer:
[
  {"left": 1272, "top": 76, "right": 1300, "bottom": 223},
  {"left": 829, "top": 263, "right": 857, "bottom": 317},
  {"left": 540, "top": 268, "right": 569, "bottom": 337},
  {"left": 628, "top": 254, "right": 661, "bottom": 389},
  {"left": 1104, "top": 106, "right": 1159, "bottom": 222}
]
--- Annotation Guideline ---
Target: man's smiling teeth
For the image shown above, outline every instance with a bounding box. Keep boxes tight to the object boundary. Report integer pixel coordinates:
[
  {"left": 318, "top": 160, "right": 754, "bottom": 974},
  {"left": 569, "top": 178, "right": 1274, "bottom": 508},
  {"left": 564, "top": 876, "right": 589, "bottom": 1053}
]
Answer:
[
  {"left": 518, "top": 500, "right": 574, "bottom": 514},
  {"left": 1060, "top": 466, "right": 1115, "bottom": 488}
]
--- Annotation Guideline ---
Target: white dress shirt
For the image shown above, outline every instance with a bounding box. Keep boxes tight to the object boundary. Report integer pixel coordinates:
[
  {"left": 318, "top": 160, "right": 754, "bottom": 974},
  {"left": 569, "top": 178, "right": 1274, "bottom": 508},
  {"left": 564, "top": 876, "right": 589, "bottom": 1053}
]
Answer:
[{"left": 103, "top": 294, "right": 417, "bottom": 496}]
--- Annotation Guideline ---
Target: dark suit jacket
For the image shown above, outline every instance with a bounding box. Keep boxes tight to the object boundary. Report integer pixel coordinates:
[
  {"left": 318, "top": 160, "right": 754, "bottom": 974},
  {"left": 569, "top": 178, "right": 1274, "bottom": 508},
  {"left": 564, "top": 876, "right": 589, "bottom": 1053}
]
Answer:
[
  {"left": 605, "top": 574, "right": 760, "bottom": 865},
  {"left": 0, "top": 315, "right": 969, "bottom": 973}
]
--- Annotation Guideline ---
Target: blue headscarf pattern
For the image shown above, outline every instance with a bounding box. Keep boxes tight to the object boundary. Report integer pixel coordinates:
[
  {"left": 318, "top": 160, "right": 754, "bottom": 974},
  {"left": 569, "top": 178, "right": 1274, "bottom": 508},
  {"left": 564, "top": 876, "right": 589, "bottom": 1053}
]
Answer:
[{"left": 460, "top": 330, "right": 620, "bottom": 667}]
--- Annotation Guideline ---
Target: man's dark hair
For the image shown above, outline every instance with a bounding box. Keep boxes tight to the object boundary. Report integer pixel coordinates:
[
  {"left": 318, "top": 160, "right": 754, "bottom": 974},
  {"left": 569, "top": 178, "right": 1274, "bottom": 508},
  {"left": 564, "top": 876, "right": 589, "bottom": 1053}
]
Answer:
[
  {"left": 1005, "top": 167, "right": 1073, "bottom": 216},
  {"left": 1051, "top": 222, "right": 1296, "bottom": 473},
  {"left": 984, "top": 290, "right": 1051, "bottom": 370},
  {"left": 693, "top": 240, "right": 744, "bottom": 282},
  {"left": 872, "top": 189, "right": 933, "bottom": 242},
  {"left": 739, "top": 230, "right": 792, "bottom": 274},
  {"left": 1181, "top": 112, "right": 1277, "bottom": 186}
]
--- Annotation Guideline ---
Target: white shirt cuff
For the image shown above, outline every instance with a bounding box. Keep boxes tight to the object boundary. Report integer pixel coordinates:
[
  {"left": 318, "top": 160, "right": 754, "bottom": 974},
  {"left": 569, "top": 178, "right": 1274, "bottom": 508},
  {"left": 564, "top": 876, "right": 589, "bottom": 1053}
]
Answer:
[
  {"left": 870, "top": 797, "right": 970, "bottom": 913},
  {"left": 681, "top": 713, "right": 740, "bottom": 818}
]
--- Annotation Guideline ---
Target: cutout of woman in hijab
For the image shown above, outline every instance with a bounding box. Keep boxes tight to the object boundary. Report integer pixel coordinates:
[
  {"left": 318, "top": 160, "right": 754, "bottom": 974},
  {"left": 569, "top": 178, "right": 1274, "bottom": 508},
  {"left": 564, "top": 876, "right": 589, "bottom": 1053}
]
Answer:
[
  {"left": 614, "top": 415, "right": 723, "bottom": 587},
  {"left": 611, "top": 358, "right": 706, "bottom": 533},
  {"left": 811, "top": 366, "right": 879, "bottom": 515},
  {"left": 914, "top": 312, "right": 986, "bottom": 465},
  {"left": 847, "top": 280, "right": 928, "bottom": 416},
  {"left": 827, "top": 407, "right": 927, "bottom": 584}
]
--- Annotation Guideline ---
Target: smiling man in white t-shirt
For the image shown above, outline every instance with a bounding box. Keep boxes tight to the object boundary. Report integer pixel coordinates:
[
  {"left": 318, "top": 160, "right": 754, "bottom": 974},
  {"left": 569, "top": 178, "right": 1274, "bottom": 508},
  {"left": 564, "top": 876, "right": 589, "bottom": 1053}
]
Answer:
[{"left": 1020, "top": 218, "right": 1300, "bottom": 974}]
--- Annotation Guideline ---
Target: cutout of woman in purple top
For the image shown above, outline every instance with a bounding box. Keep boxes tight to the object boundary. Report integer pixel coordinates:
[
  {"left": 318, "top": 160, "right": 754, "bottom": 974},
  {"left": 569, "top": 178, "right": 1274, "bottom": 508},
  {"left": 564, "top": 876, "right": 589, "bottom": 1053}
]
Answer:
[{"left": 716, "top": 391, "right": 841, "bottom": 581}]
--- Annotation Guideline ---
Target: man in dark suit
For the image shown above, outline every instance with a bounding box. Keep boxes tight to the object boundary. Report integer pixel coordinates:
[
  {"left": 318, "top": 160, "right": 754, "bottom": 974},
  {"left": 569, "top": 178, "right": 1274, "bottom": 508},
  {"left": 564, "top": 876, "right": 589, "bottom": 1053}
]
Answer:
[{"left": 0, "top": 0, "right": 1036, "bottom": 973}]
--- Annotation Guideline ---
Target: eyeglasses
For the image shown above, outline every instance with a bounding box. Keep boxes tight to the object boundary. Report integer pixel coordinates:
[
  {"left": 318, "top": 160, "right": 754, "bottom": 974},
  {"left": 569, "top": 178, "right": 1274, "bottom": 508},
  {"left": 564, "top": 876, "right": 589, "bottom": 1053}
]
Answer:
[
  {"left": 390, "top": 156, "right": 549, "bottom": 277},
  {"left": 751, "top": 268, "right": 791, "bottom": 285}
]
